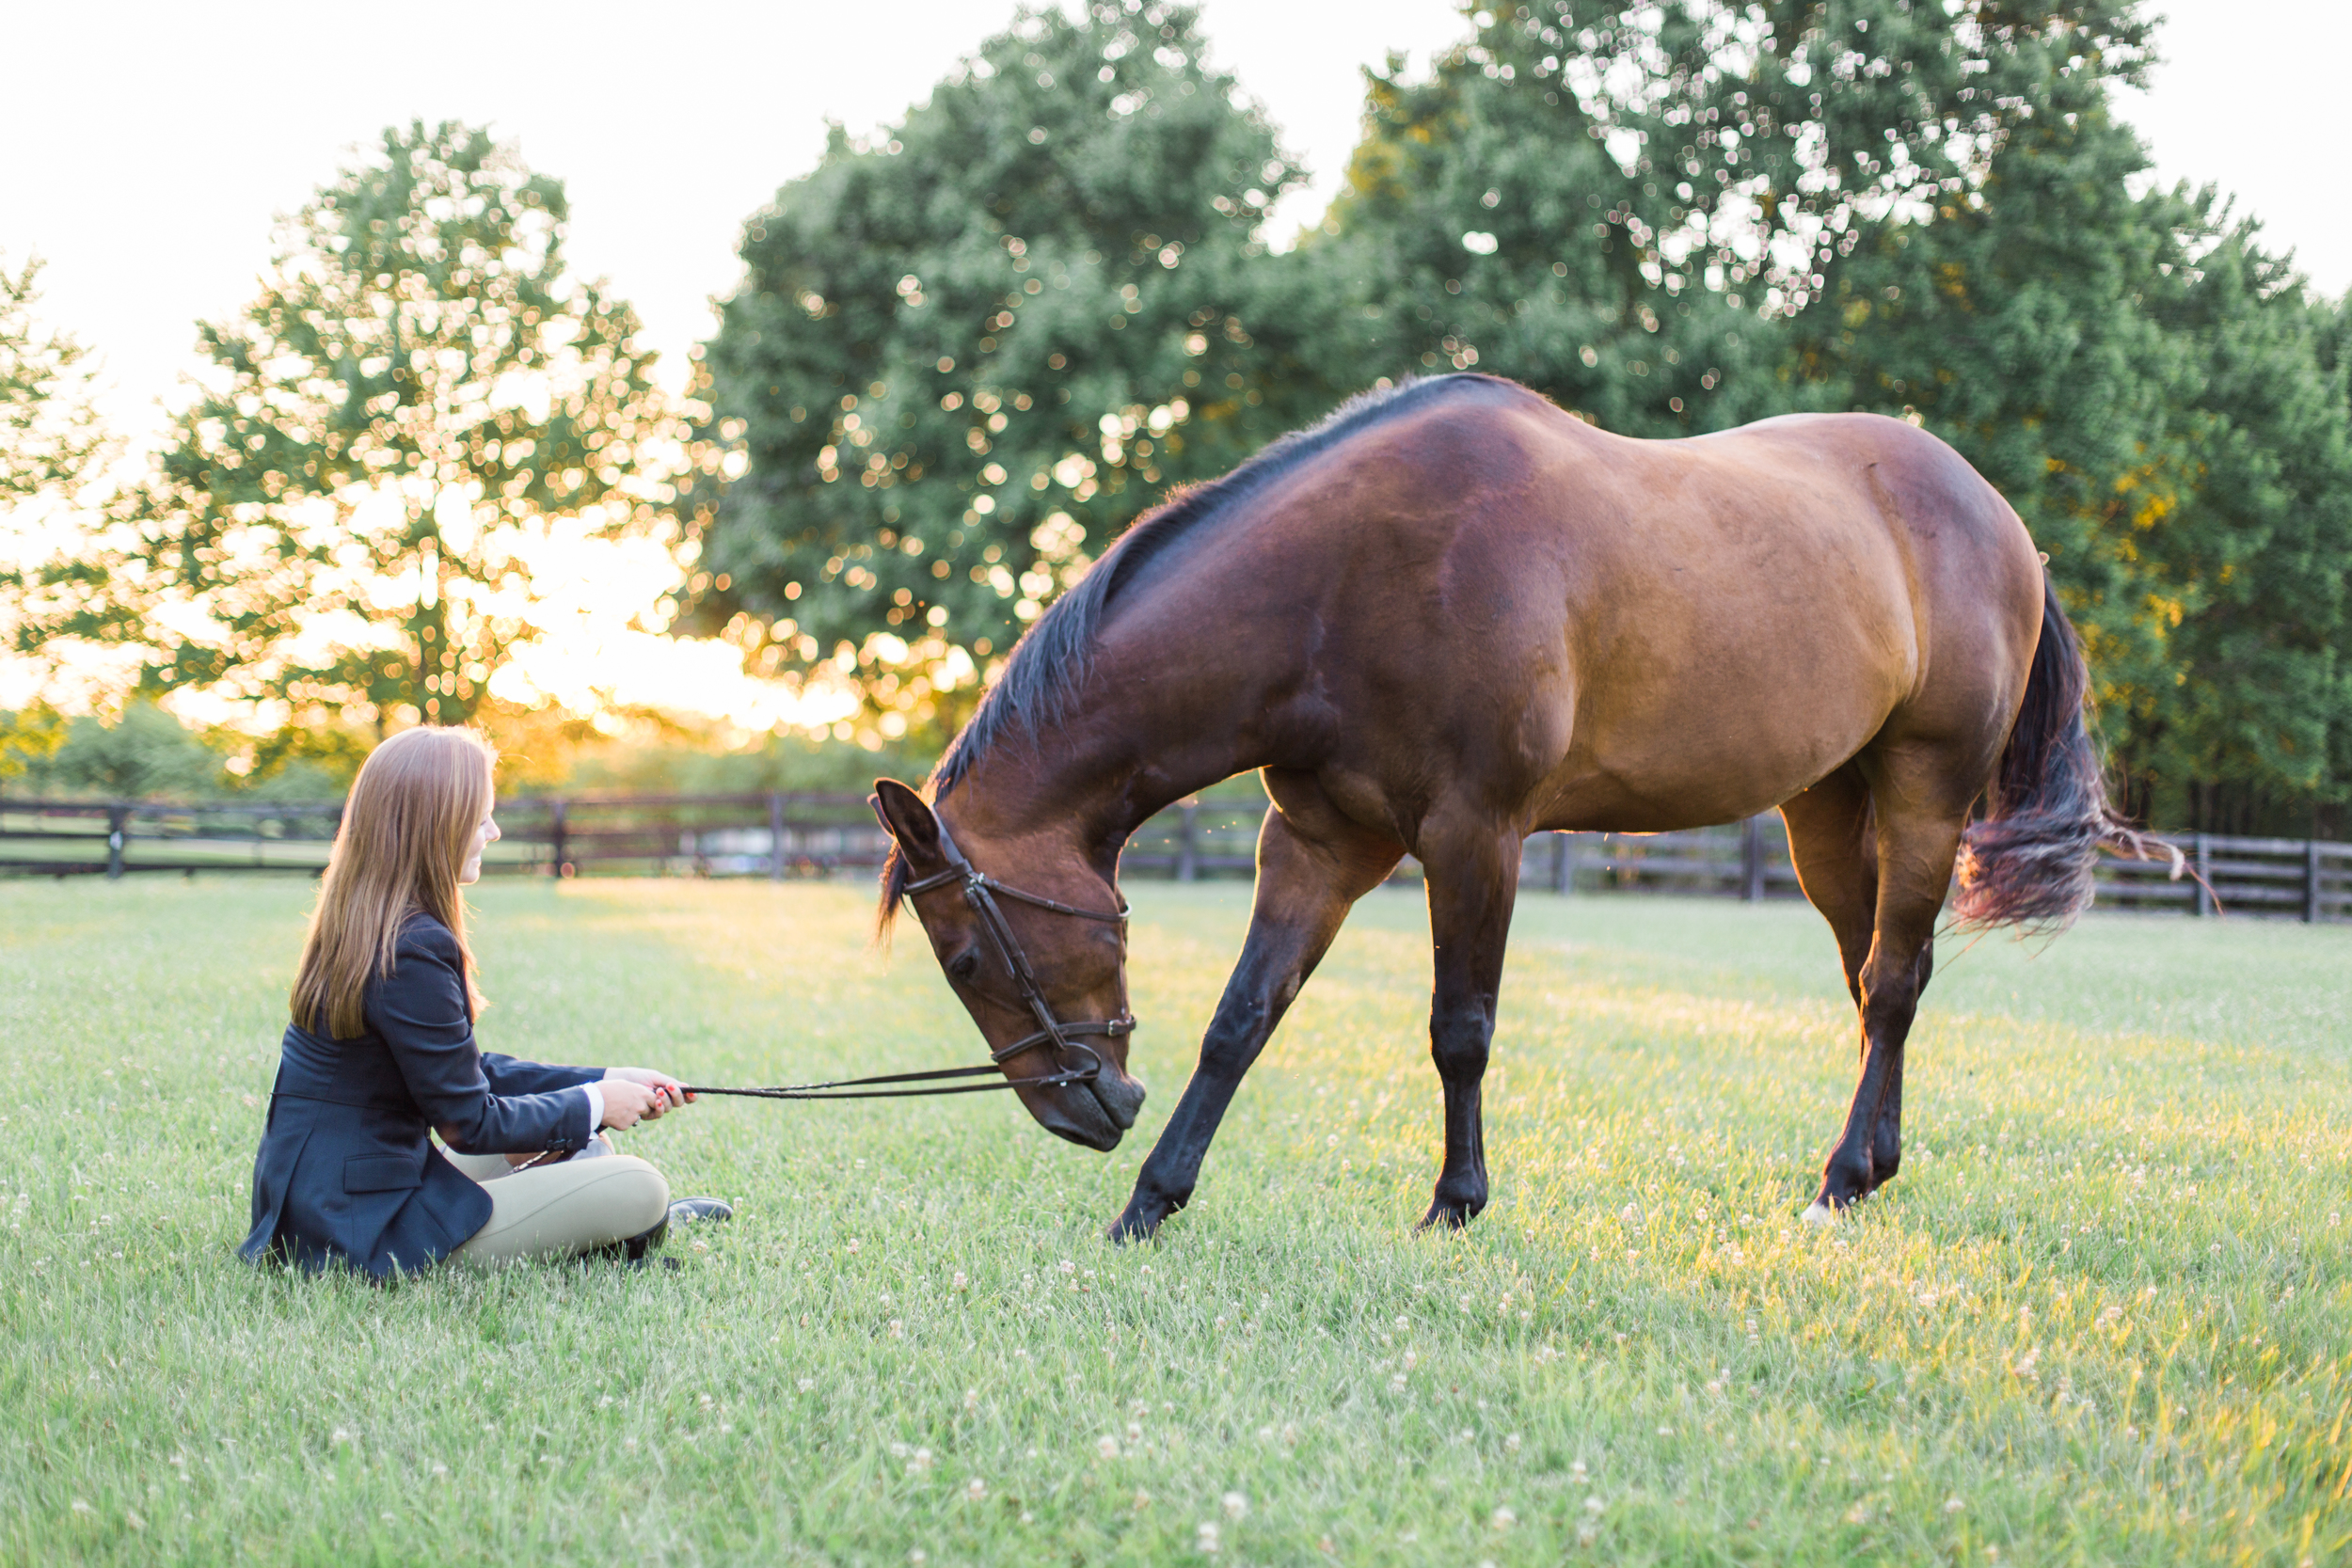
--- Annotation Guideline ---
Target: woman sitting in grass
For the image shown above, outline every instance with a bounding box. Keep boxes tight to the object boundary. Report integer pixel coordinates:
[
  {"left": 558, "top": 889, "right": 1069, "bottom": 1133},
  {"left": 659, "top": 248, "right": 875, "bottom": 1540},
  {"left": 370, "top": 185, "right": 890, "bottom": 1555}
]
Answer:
[{"left": 241, "top": 725, "right": 729, "bottom": 1277}]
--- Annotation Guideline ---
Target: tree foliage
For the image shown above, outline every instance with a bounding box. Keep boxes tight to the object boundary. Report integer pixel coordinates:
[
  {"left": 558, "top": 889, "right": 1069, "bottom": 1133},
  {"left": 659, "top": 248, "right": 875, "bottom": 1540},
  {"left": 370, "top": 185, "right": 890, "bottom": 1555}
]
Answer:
[
  {"left": 0, "top": 254, "right": 113, "bottom": 509},
  {"left": 11, "top": 4, "right": 2346, "bottom": 830},
  {"left": 678, "top": 0, "right": 2352, "bottom": 824},
  {"left": 31, "top": 122, "right": 676, "bottom": 732},
  {"left": 680, "top": 1, "right": 1381, "bottom": 738}
]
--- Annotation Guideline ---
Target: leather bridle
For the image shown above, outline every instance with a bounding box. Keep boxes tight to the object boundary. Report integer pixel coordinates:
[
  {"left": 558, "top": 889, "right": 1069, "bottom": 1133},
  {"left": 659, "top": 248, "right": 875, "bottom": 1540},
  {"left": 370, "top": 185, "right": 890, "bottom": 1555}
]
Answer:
[{"left": 681, "top": 808, "right": 1135, "bottom": 1103}]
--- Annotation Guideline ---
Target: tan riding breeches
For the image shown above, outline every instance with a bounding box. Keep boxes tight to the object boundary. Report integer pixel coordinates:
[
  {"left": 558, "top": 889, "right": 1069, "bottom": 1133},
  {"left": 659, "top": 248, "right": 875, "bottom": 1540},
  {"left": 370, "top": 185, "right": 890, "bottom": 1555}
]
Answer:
[{"left": 441, "top": 1143, "right": 670, "bottom": 1266}]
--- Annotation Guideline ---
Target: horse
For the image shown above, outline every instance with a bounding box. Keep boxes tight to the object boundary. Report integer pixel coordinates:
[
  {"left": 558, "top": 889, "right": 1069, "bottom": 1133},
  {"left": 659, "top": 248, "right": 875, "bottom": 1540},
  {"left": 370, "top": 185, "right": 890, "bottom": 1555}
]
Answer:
[{"left": 868, "top": 372, "right": 2162, "bottom": 1241}]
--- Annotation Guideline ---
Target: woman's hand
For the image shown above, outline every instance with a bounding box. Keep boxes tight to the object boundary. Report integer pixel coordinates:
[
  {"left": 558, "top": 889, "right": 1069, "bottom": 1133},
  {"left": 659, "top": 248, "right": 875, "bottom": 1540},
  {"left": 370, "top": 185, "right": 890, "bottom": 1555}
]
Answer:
[
  {"left": 603, "top": 1066, "right": 694, "bottom": 1123},
  {"left": 597, "top": 1078, "right": 665, "bottom": 1130}
]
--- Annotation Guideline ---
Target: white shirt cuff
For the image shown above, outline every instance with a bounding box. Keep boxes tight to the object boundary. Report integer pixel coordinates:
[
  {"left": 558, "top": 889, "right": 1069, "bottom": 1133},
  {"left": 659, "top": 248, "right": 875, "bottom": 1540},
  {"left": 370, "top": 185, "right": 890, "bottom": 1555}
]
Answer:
[{"left": 581, "top": 1081, "right": 605, "bottom": 1132}]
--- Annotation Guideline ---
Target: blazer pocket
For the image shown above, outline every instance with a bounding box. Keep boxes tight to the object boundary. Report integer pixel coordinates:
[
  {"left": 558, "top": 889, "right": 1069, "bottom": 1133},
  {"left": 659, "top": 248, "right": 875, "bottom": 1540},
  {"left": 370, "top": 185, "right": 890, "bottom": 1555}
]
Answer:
[{"left": 343, "top": 1152, "right": 425, "bottom": 1194}]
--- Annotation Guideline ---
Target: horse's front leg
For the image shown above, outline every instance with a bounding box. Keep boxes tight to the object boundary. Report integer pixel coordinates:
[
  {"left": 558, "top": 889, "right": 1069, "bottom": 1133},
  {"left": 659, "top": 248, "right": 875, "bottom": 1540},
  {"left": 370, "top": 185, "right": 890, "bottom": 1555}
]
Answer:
[
  {"left": 1108, "top": 773, "right": 1399, "bottom": 1243},
  {"left": 1416, "top": 820, "right": 1522, "bottom": 1230}
]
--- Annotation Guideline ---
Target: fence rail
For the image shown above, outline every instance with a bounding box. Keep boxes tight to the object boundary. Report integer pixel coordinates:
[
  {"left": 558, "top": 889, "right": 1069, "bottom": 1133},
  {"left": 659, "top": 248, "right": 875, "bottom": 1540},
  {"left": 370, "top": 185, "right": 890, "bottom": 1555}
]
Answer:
[{"left": 3, "top": 792, "right": 2345, "bottom": 921}]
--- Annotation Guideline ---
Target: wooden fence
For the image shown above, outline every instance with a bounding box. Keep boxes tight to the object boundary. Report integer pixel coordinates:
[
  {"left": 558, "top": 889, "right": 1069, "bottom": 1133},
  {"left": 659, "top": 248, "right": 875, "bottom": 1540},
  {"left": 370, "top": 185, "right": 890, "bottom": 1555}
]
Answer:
[{"left": 3, "top": 792, "right": 2346, "bottom": 920}]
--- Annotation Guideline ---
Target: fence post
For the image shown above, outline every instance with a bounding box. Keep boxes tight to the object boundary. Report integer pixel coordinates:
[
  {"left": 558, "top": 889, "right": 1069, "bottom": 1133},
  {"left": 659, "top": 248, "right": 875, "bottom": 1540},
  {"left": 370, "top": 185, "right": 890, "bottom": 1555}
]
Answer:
[
  {"left": 1176, "top": 802, "right": 1200, "bottom": 882},
  {"left": 549, "top": 799, "right": 569, "bottom": 879},
  {"left": 1550, "top": 832, "right": 1572, "bottom": 894},
  {"left": 2192, "top": 833, "right": 2212, "bottom": 917},
  {"left": 1740, "top": 816, "right": 1764, "bottom": 902},
  {"left": 768, "top": 792, "right": 787, "bottom": 882},
  {"left": 106, "top": 804, "right": 127, "bottom": 880},
  {"left": 2306, "top": 839, "right": 2322, "bottom": 924}
]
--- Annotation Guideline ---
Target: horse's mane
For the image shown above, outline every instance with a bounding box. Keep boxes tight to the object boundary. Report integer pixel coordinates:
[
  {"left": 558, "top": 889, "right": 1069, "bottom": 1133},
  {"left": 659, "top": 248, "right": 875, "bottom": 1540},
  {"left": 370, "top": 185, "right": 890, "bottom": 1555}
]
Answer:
[{"left": 876, "top": 372, "right": 1501, "bottom": 932}]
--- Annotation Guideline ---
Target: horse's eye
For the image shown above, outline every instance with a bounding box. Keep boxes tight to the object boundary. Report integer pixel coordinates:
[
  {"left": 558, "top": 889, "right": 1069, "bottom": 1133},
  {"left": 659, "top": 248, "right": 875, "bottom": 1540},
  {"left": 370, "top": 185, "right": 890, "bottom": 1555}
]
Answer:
[{"left": 948, "top": 950, "right": 981, "bottom": 981}]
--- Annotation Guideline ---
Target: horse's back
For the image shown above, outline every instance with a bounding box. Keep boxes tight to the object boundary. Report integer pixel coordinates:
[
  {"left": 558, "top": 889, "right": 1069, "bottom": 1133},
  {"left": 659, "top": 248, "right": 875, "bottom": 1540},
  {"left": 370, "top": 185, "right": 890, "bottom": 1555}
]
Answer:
[{"left": 1264, "top": 390, "right": 2043, "bottom": 831}]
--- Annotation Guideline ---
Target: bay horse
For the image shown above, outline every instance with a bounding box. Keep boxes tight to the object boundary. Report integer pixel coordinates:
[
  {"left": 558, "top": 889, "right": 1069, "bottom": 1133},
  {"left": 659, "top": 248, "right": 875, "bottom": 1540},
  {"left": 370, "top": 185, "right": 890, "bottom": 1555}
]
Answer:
[{"left": 869, "top": 373, "right": 2160, "bottom": 1240}]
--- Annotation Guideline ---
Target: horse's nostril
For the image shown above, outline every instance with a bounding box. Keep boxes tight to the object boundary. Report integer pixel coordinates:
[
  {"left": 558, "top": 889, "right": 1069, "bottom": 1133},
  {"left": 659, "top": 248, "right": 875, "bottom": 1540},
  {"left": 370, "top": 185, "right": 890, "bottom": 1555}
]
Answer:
[{"left": 1092, "top": 1069, "right": 1146, "bottom": 1131}]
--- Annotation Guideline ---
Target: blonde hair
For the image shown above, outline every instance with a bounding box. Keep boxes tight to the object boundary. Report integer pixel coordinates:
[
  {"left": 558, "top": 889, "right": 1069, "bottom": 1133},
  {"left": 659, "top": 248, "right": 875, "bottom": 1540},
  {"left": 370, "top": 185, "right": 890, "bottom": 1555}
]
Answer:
[{"left": 291, "top": 726, "right": 496, "bottom": 1038}]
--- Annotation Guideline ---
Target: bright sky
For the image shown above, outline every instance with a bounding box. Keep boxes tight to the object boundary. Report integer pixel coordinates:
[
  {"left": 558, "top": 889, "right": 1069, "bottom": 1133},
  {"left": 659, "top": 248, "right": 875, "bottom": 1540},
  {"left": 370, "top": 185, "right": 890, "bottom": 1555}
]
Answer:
[{"left": 3, "top": 0, "right": 2344, "bottom": 729}]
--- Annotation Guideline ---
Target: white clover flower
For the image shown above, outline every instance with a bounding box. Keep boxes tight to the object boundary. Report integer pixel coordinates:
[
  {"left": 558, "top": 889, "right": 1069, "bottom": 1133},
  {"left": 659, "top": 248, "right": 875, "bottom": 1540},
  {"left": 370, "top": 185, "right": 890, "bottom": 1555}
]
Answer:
[
  {"left": 1491, "top": 1505, "right": 1518, "bottom": 1528},
  {"left": 798, "top": 1378, "right": 816, "bottom": 1393},
  {"left": 1504, "top": 1433, "right": 1521, "bottom": 1453},
  {"left": 907, "top": 1447, "right": 934, "bottom": 1475},
  {"left": 1098, "top": 1435, "right": 1121, "bottom": 1459},
  {"left": 1197, "top": 1521, "right": 1221, "bottom": 1553},
  {"left": 952, "top": 1272, "right": 969, "bottom": 1291},
  {"left": 963, "top": 1388, "right": 979, "bottom": 1411},
  {"left": 1222, "top": 1491, "right": 1248, "bottom": 1520},
  {"left": 965, "top": 1478, "right": 986, "bottom": 1500},
  {"left": 1946, "top": 1497, "right": 1965, "bottom": 1513}
]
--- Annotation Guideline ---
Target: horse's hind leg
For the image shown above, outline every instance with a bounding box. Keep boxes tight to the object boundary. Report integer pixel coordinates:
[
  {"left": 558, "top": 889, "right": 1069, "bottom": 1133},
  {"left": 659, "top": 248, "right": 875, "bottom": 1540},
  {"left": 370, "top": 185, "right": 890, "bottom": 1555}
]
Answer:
[
  {"left": 1781, "top": 766, "right": 1877, "bottom": 1006},
  {"left": 1805, "top": 752, "right": 1971, "bottom": 1219},
  {"left": 1414, "top": 816, "right": 1522, "bottom": 1230},
  {"left": 1107, "top": 772, "right": 1401, "bottom": 1243}
]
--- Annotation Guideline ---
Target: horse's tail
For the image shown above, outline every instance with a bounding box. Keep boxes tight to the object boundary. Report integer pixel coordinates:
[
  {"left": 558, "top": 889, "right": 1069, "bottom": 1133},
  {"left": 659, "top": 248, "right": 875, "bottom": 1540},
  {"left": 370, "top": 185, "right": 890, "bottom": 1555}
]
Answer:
[{"left": 1949, "top": 573, "right": 2181, "bottom": 928}]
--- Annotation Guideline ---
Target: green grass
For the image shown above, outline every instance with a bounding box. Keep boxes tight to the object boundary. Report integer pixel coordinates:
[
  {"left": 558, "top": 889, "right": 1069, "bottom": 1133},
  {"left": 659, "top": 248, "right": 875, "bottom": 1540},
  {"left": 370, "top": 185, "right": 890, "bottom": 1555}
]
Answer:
[{"left": 3, "top": 878, "right": 2348, "bottom": 1566}]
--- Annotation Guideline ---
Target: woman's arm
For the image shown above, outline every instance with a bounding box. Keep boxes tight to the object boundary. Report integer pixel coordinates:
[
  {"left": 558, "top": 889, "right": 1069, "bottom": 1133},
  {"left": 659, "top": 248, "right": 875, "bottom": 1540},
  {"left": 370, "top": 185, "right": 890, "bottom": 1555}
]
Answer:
[
  {"left": 479, "top": 1053, "right": 599, "bottom": 1097},
  {"left": 372, "top": 930, "right": 596, "bottom": 1156}
]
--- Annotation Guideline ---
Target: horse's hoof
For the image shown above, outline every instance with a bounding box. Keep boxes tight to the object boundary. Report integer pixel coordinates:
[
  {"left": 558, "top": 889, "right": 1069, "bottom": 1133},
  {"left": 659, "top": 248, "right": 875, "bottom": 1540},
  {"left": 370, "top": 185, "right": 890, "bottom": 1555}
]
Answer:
[
  {"left": 1415, "top": 1201, "right": 1478, "bottom": 1232},
  {"left": 1801, "top": 1199, "right": 1839, "bottom": 1228},
  {"left": 1104, "top": 1208, "right": 1164, "bottom": 1245}
]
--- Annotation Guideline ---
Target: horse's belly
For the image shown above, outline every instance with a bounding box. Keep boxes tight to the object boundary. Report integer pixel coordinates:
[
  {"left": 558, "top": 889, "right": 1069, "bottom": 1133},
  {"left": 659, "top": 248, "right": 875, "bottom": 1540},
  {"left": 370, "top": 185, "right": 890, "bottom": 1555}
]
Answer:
[{"left": 1534, "top": 629, "right": 1905, "bottom": 832}]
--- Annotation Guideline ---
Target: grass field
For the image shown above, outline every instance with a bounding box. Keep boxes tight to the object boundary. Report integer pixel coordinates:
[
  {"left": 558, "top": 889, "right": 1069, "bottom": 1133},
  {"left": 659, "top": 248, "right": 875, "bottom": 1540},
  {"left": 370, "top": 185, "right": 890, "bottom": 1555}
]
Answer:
[{"left": 3, "top": 877, "right": 2347, "bottom": 1566}]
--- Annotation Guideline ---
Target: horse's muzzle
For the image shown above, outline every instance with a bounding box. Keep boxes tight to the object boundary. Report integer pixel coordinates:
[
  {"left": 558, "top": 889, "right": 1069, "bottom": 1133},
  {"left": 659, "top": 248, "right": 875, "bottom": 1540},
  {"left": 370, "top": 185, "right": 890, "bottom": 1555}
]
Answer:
[{"left": 1037, "top": 1066, "right": 1146, "bottom": 1151}]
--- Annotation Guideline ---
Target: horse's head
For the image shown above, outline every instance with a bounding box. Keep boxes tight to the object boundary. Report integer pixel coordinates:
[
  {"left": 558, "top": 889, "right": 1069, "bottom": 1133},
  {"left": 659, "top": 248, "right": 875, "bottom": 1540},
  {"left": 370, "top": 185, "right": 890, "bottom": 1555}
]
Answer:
[{"left": 871, "top": 779, "right": 1146, "bottom": 1151}]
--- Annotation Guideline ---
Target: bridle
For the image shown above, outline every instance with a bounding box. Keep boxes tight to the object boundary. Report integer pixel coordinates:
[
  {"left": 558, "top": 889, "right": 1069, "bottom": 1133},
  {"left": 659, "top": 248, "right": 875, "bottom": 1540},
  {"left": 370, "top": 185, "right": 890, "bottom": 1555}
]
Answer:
[{"left": 681, "top": 807, "right": 1135, "bottom": 1103}]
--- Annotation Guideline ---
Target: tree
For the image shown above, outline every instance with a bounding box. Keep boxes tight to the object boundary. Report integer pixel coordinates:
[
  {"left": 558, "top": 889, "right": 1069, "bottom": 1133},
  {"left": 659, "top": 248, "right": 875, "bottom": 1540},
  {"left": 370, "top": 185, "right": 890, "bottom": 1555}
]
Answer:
[
  {"left": 1778, "top": 41, "right": 2352, "bottom": 830},
  {"left": 1323, "top": 21, "right": 1790, "bottom": 437},
  {"left": 1, "top": 254, "right": 117, "bottom": 784},
  {"left": 1339, "top": 1, "right": 2352, "bottom": 829},
  {"left": 36, "top": 121, "right": 676, "bottom": 732},
  {"left": 0, "top": 253, "right": 112, "bottom": 510},
  {"left": 678, "top": 2, "right": 1374, "bottom": 738}
]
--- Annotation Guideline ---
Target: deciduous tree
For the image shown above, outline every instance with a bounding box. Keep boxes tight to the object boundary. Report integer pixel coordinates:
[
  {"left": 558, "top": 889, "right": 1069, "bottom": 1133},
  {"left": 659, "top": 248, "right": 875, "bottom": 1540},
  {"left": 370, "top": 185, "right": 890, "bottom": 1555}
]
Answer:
[
  {"left": 678, "top": 2, "right": 1374, "bottom": 736},
  {"left": 43, "top": 122, "right": 676, "bottom": 732}
]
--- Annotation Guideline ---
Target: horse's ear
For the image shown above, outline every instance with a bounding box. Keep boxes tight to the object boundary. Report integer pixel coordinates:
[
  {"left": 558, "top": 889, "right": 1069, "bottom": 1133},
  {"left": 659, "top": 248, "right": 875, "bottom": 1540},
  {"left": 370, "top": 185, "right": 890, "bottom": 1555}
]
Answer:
[{"left": 871, "top": 779, "right": 944, "bottom": 863}]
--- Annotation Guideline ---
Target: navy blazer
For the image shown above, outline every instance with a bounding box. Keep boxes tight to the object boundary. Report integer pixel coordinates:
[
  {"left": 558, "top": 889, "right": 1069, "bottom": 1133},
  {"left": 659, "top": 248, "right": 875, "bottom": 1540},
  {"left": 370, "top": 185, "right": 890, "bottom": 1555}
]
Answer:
[{"left": 242, "top": 912, "right": 600, "bottom": 1277}]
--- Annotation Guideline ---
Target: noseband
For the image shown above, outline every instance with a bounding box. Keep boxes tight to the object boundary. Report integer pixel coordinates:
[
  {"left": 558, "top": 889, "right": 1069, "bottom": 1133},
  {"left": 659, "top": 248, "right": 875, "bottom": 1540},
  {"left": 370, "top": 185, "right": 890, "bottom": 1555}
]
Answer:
[{"left": 681, "top": 811, "right": 1135, "bottom": 1103}]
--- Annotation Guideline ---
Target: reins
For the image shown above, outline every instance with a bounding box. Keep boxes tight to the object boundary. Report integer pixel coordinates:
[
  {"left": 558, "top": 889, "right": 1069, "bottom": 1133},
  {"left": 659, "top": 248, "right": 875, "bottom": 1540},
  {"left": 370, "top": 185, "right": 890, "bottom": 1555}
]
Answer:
[{"left": 681, "top": 802, "right": 1134, "bottom": 1104}]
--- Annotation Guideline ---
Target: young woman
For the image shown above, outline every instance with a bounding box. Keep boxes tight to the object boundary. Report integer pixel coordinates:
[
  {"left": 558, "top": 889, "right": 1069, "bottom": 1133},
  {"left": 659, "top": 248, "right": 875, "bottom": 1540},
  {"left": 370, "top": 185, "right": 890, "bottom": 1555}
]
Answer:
[{"left": 242, "top": 725, "right": 728, "bottom": 1277}]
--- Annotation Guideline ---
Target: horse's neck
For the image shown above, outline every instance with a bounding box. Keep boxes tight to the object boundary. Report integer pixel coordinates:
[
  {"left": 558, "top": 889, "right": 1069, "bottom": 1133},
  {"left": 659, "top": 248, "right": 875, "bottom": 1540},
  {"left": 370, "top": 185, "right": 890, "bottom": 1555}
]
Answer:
[{"left": 953, "top": 650, "right": 1277, "bottom": 863}]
